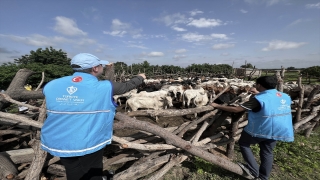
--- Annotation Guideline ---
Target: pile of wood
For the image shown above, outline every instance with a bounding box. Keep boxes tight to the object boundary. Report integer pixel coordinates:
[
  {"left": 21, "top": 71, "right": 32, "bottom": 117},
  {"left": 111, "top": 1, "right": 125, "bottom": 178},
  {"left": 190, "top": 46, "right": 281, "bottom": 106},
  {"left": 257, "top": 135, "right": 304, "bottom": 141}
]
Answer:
[{"left": 0, "top": 69, "right": 319, "bottom": 180}]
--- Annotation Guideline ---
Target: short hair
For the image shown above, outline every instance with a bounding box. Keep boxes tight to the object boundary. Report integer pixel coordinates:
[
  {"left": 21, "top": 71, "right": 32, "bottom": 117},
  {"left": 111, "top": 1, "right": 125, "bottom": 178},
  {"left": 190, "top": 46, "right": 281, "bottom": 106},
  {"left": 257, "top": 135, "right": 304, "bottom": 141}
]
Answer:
[
  {"left": 71, "top": 64, "right": 92, "bottom": 73},
  {"left": 256, "top": 76, "right": 277, "bottom": 89}
]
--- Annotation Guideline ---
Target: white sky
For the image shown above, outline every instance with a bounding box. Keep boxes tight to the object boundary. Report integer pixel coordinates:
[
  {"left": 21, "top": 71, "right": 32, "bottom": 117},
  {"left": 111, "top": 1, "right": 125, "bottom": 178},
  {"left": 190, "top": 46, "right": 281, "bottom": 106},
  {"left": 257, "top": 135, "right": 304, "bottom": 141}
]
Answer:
[{"left": 0, "top": 0, "right": 319, "bottom": 69}]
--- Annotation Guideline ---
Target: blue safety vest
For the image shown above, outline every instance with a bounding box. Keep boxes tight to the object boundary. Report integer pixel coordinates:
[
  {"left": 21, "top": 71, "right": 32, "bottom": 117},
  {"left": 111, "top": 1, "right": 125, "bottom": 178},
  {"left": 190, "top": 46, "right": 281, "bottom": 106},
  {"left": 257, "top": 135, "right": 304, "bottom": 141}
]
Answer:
[
  {"left": 41, "top": 72, "right": 117, "bottom": 157},
  {"left": 245, "top": 89, "right": 294, "bottom": 142}
]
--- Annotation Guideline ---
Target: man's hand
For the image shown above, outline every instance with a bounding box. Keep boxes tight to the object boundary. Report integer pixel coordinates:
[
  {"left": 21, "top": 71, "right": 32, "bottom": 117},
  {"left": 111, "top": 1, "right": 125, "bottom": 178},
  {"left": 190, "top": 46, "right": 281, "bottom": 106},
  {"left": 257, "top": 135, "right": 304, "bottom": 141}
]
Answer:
[
  {"left": 249, "top": 87, "right": 259, "bottom": 95},
  {"left": 138, "top": 73, "right": 146, "bottom": 79},
  {"left": 106, "top": 62, "right": 114, "bottom": 66}
]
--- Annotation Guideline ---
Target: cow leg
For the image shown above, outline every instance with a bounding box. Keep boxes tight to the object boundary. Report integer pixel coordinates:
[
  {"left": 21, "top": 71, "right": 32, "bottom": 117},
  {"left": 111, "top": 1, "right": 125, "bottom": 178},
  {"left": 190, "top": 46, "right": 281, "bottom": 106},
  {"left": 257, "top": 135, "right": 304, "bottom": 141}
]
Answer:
[{"left": 187, "top": 99, "right": 191, "bottom": 108}]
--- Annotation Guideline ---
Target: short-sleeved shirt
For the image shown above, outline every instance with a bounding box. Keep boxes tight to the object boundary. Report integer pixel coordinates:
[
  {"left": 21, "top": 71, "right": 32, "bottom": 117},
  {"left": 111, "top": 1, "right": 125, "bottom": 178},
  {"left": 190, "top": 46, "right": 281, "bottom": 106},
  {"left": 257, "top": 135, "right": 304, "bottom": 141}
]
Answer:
[{"left": 240, "top": 95, "right": 261, "bottom": 112}]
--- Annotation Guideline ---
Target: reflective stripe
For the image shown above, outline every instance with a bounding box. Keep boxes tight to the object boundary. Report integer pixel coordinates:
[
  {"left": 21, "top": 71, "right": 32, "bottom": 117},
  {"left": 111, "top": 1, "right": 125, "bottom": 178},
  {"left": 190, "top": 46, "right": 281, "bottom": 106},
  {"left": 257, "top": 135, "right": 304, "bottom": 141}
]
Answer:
[
  {"left": 47, "top": 110, "right": 110, "bottom": 114},
  {"left": 41, "top": 138, "right": 112, "bottom": 154},
  {"left": 262, "top": 112, "right": 291, "bottom": 118}
]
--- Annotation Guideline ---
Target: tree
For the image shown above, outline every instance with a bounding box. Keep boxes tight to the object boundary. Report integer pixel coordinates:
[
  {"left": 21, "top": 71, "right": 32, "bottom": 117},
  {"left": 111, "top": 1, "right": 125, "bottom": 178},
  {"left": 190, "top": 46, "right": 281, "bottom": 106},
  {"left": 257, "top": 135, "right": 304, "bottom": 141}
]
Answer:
[
  {"left": 240, "top": 63, "right": 254, "bottom": 69},
  {"left": 1, "top": 47, "right": 73, "bottom": 90},
  {"left": 301, "top": 66, "right": 320, "bottom": 77},
  {"left": 0, "top": 63, "right": 20, "bottom": 90},
  {"left": 287, "top": 66, "right": 295, "bottom": 70},
  {"left": 14, "top": 47, "right": 70, "bottom": 66}
]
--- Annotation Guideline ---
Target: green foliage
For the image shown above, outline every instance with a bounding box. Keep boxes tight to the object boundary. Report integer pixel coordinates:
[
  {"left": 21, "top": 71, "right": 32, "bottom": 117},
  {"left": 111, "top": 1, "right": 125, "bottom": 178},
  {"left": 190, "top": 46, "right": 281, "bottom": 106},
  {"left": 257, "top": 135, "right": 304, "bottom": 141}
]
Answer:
[
  {"left": 185, "top": 63, "right": 233, "bottom": 74},
  {"left": 193, "top": 156, "right": 214, "bottom": 174},
  {"left": 273, "top": 129, "right": 320, "bottom": 179},
  {"left": 287, "top": 66, "right": 295, "bottom": 70},
  {"left": 301, "top": 66, "right": 320, "bottom": 77},
  {"left": 14, "top": 47, "right": 70, "bottom": 66},
  {"left": 0, "top": 63, "right": 20, "bottom": 90},
  {"left": 0, "top": 47, "right": 73, "bottom": 90},
  {"left": 262, "top": 70, "right": 319, "bottom": 85},
  {"left": 187, "top": 127, "right": 320, "bottom": 180},
  {"left": 240, "top": 63, "right": 254, "bottom": 69}
]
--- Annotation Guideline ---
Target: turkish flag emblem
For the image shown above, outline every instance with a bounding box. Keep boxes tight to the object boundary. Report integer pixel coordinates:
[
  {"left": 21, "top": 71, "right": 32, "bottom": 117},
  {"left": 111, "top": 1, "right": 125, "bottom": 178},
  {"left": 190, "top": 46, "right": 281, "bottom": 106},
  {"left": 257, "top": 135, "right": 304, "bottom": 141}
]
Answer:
[
  {"left": 276, "top": 92, "right": 282, "bottom": 97},
  {"left": 72, "top": 76, "right": 83, "bottom": 82}
]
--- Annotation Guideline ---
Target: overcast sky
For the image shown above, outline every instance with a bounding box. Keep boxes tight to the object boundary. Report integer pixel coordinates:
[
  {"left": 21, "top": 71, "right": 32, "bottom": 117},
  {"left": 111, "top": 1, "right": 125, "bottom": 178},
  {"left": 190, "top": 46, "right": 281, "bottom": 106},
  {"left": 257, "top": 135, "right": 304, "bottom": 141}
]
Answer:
[{"left": 0, "top": 0, "right": 319, "bottom": 69}]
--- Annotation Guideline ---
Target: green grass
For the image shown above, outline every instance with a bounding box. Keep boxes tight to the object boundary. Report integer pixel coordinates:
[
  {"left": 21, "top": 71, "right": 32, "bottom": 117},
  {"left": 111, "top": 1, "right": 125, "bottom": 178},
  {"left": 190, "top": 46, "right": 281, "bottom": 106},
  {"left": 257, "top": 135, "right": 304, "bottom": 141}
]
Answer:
[
  {"left": 179, "top": 127, "right": 320, "bottom": 180},
  {"left": 261, "top": 70, "right": 320, "bottom": 85}
]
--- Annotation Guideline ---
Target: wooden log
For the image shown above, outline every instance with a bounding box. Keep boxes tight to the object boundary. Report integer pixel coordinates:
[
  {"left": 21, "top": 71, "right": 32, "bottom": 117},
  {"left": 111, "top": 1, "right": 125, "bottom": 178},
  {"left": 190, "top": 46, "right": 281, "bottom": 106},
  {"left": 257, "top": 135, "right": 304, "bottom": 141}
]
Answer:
[
  {"left": 115, "top": 112, "right": 254, "bottom": 179},
  {"left": 147, "top": 154, "right": 188, "bottom": 180},
  {"left": 24, "top": 139, "right": 47, "bottom": 180},
  {"left": 0, "top": 153, "right": 18, "bottom": 179},
  {"left": 0, "top": 118, "right": 38, "bottom": 130},
  {"left": 126, "top": 105, "right": 215, "bottom": 117},
  {"left": 294, "top": 105, "right": 320, "bottom": 130},
  {"left": 193, "top": 132, "right": 224, "bottom": 147},
  {"left": 191, "top": 116, "right": 216, "bottom": 144},
  {"left": 178, "top": 109, "right": 219, "bottom": 138},
  {"left": 303, "top": 85, "right": 320, "bottom": 109},
  {"left": 0, "top": 112, "right": 43, "bottom": 129},
  {"left": 47, "top": 164, "right": 66, "bottom": 177},
  {"left": 103, "top": 150, "right": 136, "bottom": 170},
  {"left": 276, "top": 70, "right": 284, "bottom": 92},
  {"left": 25, "top": 100, "right": 47, "bottom": 180},
  {"left": 131, "top": 151, "right": 164, "bottom": 166},
  {"left": 0, "top": 69, "right": 44, "bottom": 109},
  {"left": 0, "top": 93, "right": 40, "bottom": 111},
  {"left": 0, "top": 132, "right": 32, "bottom": 145},
  {"left": 296, "top": 114, "right": 320, "bottom": 134},
  {"left": 114, "top": 154, "right": 171, "bottom": 180},
  {"left": 295, "top": 76, "right": 304, "bottom": 123},
  {"left": 0, "top": 148, "right": 34, "bottom": 164},
  {"left": 113, "top": 136, "right": 177, "bottom": 150},
  {"left": 207, "top": 111, "right": 230, "bottom": 134},
  {"left": 238, "top": 119, "right": 248, "bottom": 128},
  {"left": 0, "top": 129, "right": 31, "bottom": 136},
  {"left": 304, "top": 121, "right": 317, "bottom": 138},
  {"left": 34, "top": 72, "right": 45, "bottom": 91},
  {"left": 227, "top": 112, "right": 245, "bottom": 159}
]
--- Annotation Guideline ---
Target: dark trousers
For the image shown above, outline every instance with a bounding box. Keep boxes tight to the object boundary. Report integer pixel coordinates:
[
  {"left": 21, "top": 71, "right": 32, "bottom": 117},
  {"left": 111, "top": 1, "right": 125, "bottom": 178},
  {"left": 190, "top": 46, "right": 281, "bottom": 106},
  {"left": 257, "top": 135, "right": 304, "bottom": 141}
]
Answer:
[
  {"left": 239, "top": 131, "right": 277, "bottom": 180},
  {"left": 60, "top": 148, "right": 104, "bottom": 180}
]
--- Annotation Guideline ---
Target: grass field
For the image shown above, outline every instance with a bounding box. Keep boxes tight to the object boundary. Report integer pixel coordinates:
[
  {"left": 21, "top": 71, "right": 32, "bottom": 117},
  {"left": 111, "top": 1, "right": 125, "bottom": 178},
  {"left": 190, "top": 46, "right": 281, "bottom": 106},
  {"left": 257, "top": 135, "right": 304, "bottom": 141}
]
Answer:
[
  {"left": 164, "top": 126, "right": 320, "bottom": 180},
  {"left": 261, "top": 70, "right": 320, "bottom": 85}
]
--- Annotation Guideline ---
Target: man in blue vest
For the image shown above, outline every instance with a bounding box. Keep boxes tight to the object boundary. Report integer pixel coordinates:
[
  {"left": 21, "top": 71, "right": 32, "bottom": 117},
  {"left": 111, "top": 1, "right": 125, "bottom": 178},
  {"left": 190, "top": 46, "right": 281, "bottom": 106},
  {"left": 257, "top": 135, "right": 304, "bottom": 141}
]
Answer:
[
  {"left": 210, "top": 76, "right": 294, "bottom": 180},
  {"left": 41, "top": 53, "right": 145, "bottom": 180}
]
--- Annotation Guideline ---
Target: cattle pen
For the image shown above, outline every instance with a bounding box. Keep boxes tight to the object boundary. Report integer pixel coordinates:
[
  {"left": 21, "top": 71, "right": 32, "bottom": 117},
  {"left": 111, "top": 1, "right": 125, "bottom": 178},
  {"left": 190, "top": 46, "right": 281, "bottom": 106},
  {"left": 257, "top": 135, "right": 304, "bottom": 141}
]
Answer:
[{"left": 0, "top": 68, "right": 319, "bottom": 180}]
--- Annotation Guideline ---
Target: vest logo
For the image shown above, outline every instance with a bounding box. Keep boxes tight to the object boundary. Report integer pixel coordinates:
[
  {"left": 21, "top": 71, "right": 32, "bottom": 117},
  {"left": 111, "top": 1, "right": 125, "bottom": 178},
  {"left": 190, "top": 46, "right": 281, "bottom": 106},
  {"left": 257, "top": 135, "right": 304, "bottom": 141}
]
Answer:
[
  {"left": 72, "top": 76, "right": 82, "bottom": 82},
  {"left": 276, "top": 92, "right": 282, "bottom": 97},
  {"left": 280, "top": 99, "right": 286, "bottom": 105},
  {"left": 67, "top": 86, "right": 77, "bottom": 95}
]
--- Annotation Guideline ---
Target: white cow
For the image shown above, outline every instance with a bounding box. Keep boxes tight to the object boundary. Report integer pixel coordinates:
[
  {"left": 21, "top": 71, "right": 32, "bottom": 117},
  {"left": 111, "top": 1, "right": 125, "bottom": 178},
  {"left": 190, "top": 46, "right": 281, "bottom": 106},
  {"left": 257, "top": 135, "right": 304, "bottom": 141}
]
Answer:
[
  {"left": 131, "top": 90, "right": 169, "bottom": 99},
  {"left": 161, "top": 85, "right": 184, "bottom": 101},
  {"left": 125, "top": 96, "right": 173, "bottom": 122},
  {"left": 182, "top": 87, "right": 205, "bottom": 108},
  {"left": 113, "top": 89, "right": 138, "bottom": 105},
  {"left": 192, "top": 91, "right": 209, "bottom": 118},
  {"left": 193, "top": 91, "right": 209, "bottom": 107}
]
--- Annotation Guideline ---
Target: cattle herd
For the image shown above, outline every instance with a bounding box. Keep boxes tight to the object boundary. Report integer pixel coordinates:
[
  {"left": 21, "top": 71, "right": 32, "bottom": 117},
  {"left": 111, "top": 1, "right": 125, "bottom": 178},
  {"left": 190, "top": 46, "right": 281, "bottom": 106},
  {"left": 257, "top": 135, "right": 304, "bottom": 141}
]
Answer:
[
  {"left": 115, "top": 76, "right": 309, "bottom": 116},
  {"left": 115, "top": 77, "right": 256, "bottom": 121}
]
